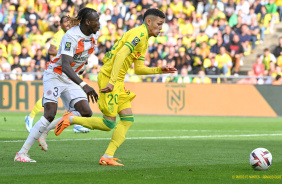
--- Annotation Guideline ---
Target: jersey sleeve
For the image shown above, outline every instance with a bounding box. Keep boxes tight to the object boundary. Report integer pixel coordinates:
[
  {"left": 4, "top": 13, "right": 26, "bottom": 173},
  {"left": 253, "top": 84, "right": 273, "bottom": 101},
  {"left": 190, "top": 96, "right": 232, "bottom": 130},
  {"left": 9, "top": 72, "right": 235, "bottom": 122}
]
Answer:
[
  {"left": 124, "top": 31, "right": 146, "bottom": 53},
  {"left": 60, "top": 33, "right": 78, "bottom": 57},
  {"left": 134, "top": 59, "right": 162, "bottom": 75},
  {"left": 109, "top": 45, "right": 131, "bottom": 85},
  {"left": 51, "top": 32, "right": 60, "bottom": 49}
]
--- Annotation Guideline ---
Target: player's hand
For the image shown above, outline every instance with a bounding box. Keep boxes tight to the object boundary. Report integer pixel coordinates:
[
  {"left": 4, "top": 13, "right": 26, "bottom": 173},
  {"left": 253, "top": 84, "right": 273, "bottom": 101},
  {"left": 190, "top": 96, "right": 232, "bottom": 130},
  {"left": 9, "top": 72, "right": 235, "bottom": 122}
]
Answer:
[
  {"left": 101, "top": 83, "right": 114, "bottom": 93},
  {"left": 161, "top": 66, "right": 177, "bottom": 73},
  {"left": 83, "top": 85, "right": 98, "bottom": 103}
]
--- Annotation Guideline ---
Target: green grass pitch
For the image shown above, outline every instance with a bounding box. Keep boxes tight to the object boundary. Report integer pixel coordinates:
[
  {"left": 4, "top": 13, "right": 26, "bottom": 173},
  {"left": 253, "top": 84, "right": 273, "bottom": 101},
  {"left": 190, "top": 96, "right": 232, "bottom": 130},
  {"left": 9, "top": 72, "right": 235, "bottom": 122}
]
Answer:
[{"left": 1, "top": 112, "right": 282, "bottom": 184}]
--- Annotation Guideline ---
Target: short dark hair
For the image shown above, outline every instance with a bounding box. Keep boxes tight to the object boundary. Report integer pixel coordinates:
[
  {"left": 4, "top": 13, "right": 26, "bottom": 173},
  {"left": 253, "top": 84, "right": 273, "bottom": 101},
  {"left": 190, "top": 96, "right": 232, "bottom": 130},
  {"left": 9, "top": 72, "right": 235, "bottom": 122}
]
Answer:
[{"left": 143, "top": 8, "right": 165, "bottom": 21}]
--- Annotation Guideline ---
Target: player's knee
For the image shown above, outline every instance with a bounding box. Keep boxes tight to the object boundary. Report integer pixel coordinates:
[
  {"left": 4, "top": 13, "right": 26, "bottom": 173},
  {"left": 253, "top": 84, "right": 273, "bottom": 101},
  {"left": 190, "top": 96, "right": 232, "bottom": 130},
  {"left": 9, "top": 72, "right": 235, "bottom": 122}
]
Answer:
[
  {"left": 120, "top": 114, "right": 134, "bottom": 125},
  {"left": 102, "top": 117, "right": 116, "bottom": 130},
  {"left": 44, "top": 102, "right": 57, "bottom": 122},
  {"left": 44, "top": 111, "right": 56, "bottom": 122},
  {"left": 74, "top": 100, "right": 93, "bottom": 117},
  {"left": 80, "top": 109, "right": 93, "bottom": 117}
]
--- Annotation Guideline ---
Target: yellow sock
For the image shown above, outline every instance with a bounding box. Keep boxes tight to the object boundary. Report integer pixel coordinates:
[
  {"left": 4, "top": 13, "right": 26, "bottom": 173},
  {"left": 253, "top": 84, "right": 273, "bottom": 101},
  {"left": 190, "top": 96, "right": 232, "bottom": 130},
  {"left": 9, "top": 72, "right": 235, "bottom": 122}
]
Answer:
[
  {"left": 30, "top": 98, "right": 43, "bottom": 118},
  {"left": 72, "top": 116, "right": 112, "bottom": 131},
  {"left": 105, "top": 116, "right": 134, "bottom": 157}
]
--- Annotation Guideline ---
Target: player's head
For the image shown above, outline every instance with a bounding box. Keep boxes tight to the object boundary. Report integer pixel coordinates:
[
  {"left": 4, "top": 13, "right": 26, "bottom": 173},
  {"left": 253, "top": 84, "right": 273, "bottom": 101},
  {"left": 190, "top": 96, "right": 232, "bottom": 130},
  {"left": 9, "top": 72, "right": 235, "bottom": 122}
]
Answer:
[
  {"left": 60, "top": 16, "right": 70, "bottom": 32},
  {"left": 143, "top": 8, "right": 165, "bottom": 37},
  {"left": 68, "top": 7, "right": 100, "bottom": 34}
]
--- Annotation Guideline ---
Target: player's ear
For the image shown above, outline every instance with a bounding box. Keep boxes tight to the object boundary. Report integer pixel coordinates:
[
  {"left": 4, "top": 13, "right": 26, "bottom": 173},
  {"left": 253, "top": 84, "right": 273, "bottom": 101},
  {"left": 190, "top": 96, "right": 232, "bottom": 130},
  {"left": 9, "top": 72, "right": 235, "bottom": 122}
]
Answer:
[
  {"left": 146, "top": 18, "right": 151, "bottom": 26},
  {"left": 86, "top": 19, "right": 90, "bottom": 26}
]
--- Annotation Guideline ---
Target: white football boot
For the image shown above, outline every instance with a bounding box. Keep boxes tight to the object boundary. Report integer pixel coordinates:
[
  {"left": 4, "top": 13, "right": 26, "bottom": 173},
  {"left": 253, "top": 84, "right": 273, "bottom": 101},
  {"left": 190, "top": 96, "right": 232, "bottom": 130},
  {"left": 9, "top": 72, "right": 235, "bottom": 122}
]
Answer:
[
  {"left": 14, "top": 152, "right": 36, "bottom": 162},
  {"left": 73, "top": 125, "right": 90, "bottom": 133}
]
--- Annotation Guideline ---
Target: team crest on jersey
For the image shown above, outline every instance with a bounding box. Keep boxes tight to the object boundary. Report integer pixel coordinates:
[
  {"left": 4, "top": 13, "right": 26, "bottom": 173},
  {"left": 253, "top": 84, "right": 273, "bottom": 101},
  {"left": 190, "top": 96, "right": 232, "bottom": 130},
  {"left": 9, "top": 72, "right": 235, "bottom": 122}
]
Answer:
[
  {"left": 131, "top": 36, "right": 140, "bottom": 46},
  {"left": 135, "top": 52, "right": 141, "bottom": 59},
  {"left": 47, "top": 90, "right": 52, "bottom": 95},
  {"left": 65, "top": 42, "right": 71, "bottom": 51}
]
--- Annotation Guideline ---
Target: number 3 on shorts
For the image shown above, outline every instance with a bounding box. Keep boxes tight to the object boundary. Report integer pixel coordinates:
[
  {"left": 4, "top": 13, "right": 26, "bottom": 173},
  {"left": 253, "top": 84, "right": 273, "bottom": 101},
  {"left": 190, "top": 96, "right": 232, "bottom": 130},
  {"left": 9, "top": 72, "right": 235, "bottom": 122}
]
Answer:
[
  {"left": 107, "top": 94, "right": 118, "bottom": 105},
  {"left": 53, "top": 87, "right": 59, "bottom": 97}
]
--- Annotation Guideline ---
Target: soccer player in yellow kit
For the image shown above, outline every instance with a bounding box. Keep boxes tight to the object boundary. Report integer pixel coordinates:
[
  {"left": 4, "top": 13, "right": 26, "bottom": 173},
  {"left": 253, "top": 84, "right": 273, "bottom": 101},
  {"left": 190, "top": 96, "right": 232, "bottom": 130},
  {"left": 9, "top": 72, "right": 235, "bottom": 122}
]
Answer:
[{"left": 55, "top": 9, "right": 177, "bottom": 166}]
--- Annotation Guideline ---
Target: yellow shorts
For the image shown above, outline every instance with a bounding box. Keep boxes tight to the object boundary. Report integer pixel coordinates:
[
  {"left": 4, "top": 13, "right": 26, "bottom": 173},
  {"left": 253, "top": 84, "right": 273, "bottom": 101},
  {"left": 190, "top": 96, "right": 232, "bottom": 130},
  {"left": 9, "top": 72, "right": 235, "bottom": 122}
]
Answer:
[{"left": 98, "top": 72, "right": 136, "bottom": 117}]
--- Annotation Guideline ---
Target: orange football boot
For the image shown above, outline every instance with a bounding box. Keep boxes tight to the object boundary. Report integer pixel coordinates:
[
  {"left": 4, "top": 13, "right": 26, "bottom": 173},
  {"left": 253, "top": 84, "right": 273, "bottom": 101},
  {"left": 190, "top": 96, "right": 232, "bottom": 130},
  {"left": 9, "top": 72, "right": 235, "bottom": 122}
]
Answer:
[
  {"left": 99, "top": 156, "right": 124, "bottom": 166},
  {"left": 55, "top": 111, "right": 73, "bottom": 136}
]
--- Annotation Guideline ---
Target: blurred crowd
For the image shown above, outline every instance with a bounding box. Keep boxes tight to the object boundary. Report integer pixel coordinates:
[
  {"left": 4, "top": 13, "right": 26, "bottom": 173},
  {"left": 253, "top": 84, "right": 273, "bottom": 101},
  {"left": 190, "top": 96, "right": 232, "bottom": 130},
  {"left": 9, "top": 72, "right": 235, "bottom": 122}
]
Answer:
[
  {"left": 0, "top": 0, "right": 282, "bottom": 84},
  {"left": 237, "top": 37, "right": 282, "bottom": 85}
]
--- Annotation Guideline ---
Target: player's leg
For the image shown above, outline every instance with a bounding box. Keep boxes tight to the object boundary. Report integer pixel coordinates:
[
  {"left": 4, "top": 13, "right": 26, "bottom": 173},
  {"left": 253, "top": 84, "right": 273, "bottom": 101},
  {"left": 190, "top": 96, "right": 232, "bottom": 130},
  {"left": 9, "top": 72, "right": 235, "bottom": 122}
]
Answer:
[
  {"left": 25, "top": 98, "right": 43, "bottom": 132},
  {"left": 55, "top": 72, "right": 118, "bottom": 135},
  {"left": 38, "top": 110, "right": 83, "bottom": 151},
  {"left": 71, "top": 98, "right": 91, "bottom": 133},
  {"left": 38, "top": 118, "right": 61, "bottom": 151},
  {"left": 15, "top": 73, "right": 63, "bottom": 161},
  {"left": 100, "top": 107, "right": 134, "bottom": 166},
  {"left": 99, "top": 83, "right": 136, "bottom": 166},
  {"left": 55, "top": 95, "right": 117, "bottom": 135},
  {"left": 15, "top": 102, "right": 57, "bottom": 162},
  {"left": 39, "top": 84, "right": 91, "bottom": 146},
  {"left": 70, "top": 95, "right": 117, "bottom": 131},
  {"left": 55, "top": 87, "right": 115, "bottom": 135}
]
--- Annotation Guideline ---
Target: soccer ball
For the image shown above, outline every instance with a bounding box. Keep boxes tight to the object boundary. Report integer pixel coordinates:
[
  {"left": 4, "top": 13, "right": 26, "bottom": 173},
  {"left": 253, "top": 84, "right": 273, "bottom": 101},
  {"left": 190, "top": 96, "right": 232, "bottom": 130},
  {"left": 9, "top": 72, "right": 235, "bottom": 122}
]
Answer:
[{"left": 249, "top": 148, "right": 272, "bottom": 170}]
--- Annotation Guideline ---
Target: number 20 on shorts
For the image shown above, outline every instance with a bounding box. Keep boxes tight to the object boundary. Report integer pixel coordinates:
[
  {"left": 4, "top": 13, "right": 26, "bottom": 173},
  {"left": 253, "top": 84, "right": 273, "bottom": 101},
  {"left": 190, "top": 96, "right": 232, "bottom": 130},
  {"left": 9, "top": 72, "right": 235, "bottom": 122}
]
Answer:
[{"left": 107, "top": 94, "right": 118, "bottom": 105}]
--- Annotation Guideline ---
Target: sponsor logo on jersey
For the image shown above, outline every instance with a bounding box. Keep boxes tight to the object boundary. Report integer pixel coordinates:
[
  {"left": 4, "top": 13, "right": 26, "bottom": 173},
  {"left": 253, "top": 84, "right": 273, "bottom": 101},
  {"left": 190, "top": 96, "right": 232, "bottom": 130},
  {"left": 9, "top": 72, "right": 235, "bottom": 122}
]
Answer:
[
  {"left": 82, "top": 40, "right": 92, "bottom": 42},
  {"left": 73, "top": 53, "right": 88, "bottom": 61},
  {"left": 131, "top": 36, "right": 140, "bottom": 46},
  {"left": 65, "top": 42, "right": 71, "bottom": 51}
]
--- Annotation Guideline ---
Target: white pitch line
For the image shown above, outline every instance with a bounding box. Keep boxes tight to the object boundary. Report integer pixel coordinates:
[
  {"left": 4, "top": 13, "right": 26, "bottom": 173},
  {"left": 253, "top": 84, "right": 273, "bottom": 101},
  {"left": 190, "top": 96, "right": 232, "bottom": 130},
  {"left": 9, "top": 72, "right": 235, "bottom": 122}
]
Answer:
[
  {"left": 1, "top": 133, "right": 282, "bottom": 143},
  {"left": 2, "top": 129, "right": 282, "bottom": 133}
]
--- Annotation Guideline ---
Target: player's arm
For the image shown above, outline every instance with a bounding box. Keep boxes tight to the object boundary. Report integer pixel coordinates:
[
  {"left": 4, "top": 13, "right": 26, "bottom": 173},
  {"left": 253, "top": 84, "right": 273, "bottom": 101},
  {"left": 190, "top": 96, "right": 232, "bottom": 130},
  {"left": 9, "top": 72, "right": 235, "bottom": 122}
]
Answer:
[
  {"left": 109, "top": 45, "right": 131, "bottom": 85},
  {"left": 61, "top": 35, "right": 98, "bottom": 103},
  {"left": 61, "top": 54, "right": 98, "bottom": 103},
  {"left": 48, "top": 45, "right": 58, "bottom": 56},
  {"left": 101, "top": 45, "right": 131, "bottom": 93},
  {"left": 48, "top": 33, "right": 60, "bottom": 56},
  {"left": 61, "top": 55, "right": 83, "bottom": 84},
  {"left": 134, "top": 59, "right": 177, "bottom": 75}
]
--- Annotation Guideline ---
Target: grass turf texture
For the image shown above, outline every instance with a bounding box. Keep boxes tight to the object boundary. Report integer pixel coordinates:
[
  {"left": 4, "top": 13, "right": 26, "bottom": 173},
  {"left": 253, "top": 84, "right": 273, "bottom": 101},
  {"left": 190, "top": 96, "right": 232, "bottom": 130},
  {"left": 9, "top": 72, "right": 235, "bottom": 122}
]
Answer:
[{"left": 1, "top": 112, "right": 282, "bottom": 184}]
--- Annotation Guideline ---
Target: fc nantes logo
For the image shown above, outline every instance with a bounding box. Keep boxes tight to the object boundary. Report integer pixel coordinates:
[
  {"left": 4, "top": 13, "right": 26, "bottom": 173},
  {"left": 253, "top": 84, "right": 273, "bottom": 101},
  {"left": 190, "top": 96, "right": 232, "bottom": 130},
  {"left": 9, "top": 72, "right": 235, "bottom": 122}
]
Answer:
[
  {"left": 167, "top": 85, "right": 185, "bottom": 113},
  {"left": 108, "top": 106, "right": 114, "bottom": 113},
  {"left": 131, "top": 36, "right": 140, "bottom": 46}
]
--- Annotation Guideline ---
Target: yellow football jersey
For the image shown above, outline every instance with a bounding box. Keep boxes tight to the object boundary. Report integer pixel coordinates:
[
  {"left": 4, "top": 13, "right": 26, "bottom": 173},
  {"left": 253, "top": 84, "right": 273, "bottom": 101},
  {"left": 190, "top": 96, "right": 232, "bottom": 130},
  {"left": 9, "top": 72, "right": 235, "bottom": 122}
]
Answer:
[
  {"left": 101, "top": 24, "right": 149, "bottom": 82},
  {"left": 51, "top": 29, "right": 65, "bottom": 50}
]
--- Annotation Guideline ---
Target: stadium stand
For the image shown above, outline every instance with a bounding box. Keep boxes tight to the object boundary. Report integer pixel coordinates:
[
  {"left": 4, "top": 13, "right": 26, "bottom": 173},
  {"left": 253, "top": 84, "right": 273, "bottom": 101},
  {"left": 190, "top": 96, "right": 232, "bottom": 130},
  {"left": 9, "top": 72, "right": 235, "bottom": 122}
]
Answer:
[{"left": 0, "top": 0, "right": 282, "bottom": 84}]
